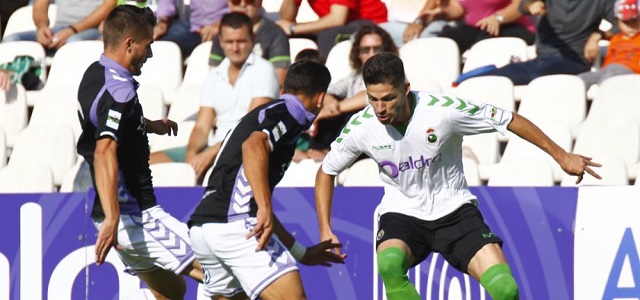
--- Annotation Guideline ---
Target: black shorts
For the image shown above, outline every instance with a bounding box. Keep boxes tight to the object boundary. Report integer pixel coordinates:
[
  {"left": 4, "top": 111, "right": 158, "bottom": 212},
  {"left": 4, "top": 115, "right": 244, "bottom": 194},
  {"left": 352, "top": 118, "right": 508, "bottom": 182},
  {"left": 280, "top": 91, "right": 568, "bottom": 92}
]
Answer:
[{"left": 375, "top": 203, "right": 503, "bottom": 273}]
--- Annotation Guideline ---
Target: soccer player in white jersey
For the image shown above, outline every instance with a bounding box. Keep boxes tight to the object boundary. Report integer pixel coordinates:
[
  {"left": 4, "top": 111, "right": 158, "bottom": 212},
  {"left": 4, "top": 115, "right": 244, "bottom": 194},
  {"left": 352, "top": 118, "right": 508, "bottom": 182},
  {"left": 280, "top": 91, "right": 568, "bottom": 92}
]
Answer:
[{"left": 315, "top": 53, "right": 602, "bottom": 300}]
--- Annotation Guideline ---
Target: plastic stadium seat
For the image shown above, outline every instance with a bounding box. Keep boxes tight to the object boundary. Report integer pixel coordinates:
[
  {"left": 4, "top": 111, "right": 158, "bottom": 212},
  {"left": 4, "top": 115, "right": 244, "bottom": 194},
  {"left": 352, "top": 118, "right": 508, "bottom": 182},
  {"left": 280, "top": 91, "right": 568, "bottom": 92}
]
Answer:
[
  {"left": 462, "top": 133, "right": 500, "bottom": 181},
  {"left": 573, "top": 117, "right": 640, "bottom": 180},
  {"left": 0, "top": 164, "right": 55, "bottom": 193},
  {"left": 500, "top": 122, "right": 573, "bottom": 182},
  {"left": 342, "top": 158, "right": 384, "bottom": 187},
  {"left": 137, "top": 84, "right": 166, "bottom": 121},
  {"left": 59, "top": 158, "right": 85, "bottom": 193},
  {"left": 296, "top": 0, "right": 319, "bottom": 23},
  {"left": 453, "top": 75, "right": 515, "bottom": 113},
  {"left": 167, "top": 84, "right": 202, "bottom": 122},
  {"left": 28, "top": 85, "right": 83, "bottom": 141},
  {"left": 517, "top": 74, "right": 586, "bottom": 137},
  {"left": 462, "top": 37, "right": 528, "bottom": 73},
  {"left": 136, "top": 41, "right": 183, "bottom": 104},
  {"left": 278, "top": 159, "right": 322, "bottom": 187},
  {"left": 3, "top": 5, "right": 56, "bottom": 38},
  {"left": 150, "top": 163, "right": 197, "bottom": 187},
  {"left": 289, "top": 38, "right": 319, "bottom": 62},
  {"left": 560, "top": 153, "right": 628, "bottom": 186},
  {"left": 0, "top": 41, "right": 48, "bottom": 84},
  {"left": 0, "top": 129, "right": 6, "bottom": 169},
  {"left": 148, "top": 121, "right": 196, "bottom": 153},
  {"left": 410, "top": 76, "right": 441, "bottom": 94},
  {"left": 0, "top": 83, "right": 28, "bottom": 147},
  {"left": 488, "top": 159, "right": 555, "bottom": 187},
  {"left": 400, "top": 37, "right": 460, "bottom": 92},
  {"left": 9, "top": 124, "right": 76, "bottom": 186},
  {"left": 587, "top": 74, "right": 640, "bottom": 126},
  {"left": 325, "top": 40, "right": 353, "bottom": 85},
  {"left": 463, "top": 157, "right": 481, "bottom": 186},
  {"left": 180, "top": 41, "right": 213, "bottom": 90}
]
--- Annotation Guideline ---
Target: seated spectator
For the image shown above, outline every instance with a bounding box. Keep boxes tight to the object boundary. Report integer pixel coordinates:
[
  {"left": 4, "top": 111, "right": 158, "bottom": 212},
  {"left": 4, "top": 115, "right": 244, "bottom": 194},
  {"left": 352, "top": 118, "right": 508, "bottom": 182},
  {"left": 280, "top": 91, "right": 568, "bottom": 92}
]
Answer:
[
  {"left": 2, "top": 0, "right": 116, "bottom": 54},
  {"left": 462, "top": 0, "right": 616, "bottom": 85},
  {"left": 579, "top": 0, "right": 640, "bottom": 88},
  {"left": 154, "top": 0, "right": 228, "bottom": 57},
  {"left": 303, "top": 24, "right": 398, "bottom": 161},
  {"left": 0, "top": 0, "right": 28, "bottom": 39},
  {"left": 429, "top": 0, "right": 535, "bottom": 54},
  {"left": 210, "top": 0, "right": 290, "bottom": 86},
  {"left": 380, "top": 0, "right": 453, "bottom": 47},
  {"left": 0, "top": 55, "right": 43, "bottom": 90},
  {"left": 277, "top": 0, "right": 388, "bottom": 59},
  {"left": 149, "top": 12, "right": 280, "bottom": 183}
]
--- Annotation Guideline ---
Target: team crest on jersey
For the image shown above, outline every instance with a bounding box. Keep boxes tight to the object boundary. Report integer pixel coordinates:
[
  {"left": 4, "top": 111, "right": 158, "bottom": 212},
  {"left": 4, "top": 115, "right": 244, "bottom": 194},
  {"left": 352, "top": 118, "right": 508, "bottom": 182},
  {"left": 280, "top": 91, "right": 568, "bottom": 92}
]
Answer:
[
  {"left": 426, "top": 128, "right": 438, "bottom": 143},
  {"left": 106, "top": 109, "right": 121, "bottom": 130},
  {"left": 483, "top": 105, "right": 505, "bottom": 123},
  {"left": 376, "top": 229, "right": 385, "bottom": 241}
]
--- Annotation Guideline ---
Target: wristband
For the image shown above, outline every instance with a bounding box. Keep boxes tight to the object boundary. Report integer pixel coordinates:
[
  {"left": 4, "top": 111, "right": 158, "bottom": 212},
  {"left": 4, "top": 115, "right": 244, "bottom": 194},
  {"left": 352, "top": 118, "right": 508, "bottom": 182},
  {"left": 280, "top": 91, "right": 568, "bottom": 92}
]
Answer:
[
  {"left": 289, "top": 23, "right": 297, "bottom": 35},
  {"left": 68, "top": 25, "right": 78, "bottom": 34},
  {"left": 290, "top": 240, "right": 307, "bottom": 261},
  {"left": 413, "top": 17, "right": 426, "bottom": 26},
  {"left": 494, "top": 14, "right": 504, "bottom": 24}
]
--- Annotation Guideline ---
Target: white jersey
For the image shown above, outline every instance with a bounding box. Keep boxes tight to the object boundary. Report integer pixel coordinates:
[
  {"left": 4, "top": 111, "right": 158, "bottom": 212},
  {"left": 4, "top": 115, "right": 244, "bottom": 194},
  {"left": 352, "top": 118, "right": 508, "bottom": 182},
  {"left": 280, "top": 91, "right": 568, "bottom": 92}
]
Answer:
[{"left": 322, "top": 91, "right": 513, "bottom": 221}]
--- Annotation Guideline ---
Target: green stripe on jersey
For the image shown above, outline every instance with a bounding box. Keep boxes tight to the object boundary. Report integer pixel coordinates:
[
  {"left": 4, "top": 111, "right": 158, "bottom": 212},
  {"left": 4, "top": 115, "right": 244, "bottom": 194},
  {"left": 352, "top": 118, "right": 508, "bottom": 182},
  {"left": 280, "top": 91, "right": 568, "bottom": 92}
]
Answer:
[{"left": 427, "top": 95, "right": 480, "bottom": 114}]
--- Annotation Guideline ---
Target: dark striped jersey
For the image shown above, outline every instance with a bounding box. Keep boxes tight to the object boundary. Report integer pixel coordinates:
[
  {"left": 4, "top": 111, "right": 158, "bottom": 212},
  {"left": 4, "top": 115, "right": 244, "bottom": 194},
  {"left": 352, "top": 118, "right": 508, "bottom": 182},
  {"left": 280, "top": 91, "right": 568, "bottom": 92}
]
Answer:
[
  {"left": 77, "top": 55, "right": 156, "bottom": 219},
  {"left": 189, "top": 94, "right": 315, "bottom": 225}
]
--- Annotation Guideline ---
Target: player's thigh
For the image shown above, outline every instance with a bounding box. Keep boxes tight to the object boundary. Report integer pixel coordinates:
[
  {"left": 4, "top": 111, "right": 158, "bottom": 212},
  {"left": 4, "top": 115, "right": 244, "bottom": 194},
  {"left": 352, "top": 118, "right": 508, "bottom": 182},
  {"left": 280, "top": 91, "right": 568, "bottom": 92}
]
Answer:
[
  {"left": 466, "top": 243, "right": 507, "bottom": 281},
  {"left": 137, "top": 267, "right": 187, "bottom": 300},
  {"left": 258, "top": 271, "right": 305, "bottom": 300},
  {"left": 376, "top": 212, "right": 434, "bottom": 266}
]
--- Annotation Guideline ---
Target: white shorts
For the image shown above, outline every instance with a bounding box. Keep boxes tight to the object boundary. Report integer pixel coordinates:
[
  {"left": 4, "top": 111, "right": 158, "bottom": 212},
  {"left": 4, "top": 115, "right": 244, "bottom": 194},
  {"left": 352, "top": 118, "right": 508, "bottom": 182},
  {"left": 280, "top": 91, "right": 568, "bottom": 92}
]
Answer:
[
  {"left": 190, "top": 217, "right": 298, "bottom": 299},
  {"left": 92, "top": 205, "right": 196, "bottom": 275}
]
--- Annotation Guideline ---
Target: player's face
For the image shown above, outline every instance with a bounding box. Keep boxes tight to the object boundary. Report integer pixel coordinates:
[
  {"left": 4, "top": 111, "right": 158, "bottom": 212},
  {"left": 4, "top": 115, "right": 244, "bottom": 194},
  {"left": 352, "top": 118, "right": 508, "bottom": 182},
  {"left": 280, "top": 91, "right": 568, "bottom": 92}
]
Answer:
[
  {"left": 127, "top": 30, "right": 153, "bottom": 76},
  {"left": 358, "top": 33, "right": 384, "bottom": 65},
  {"left": 366, "top": 81, "right": 411, "bottom": 126},
  {"left": 228, "top": 0, "right": 261, "bottom": 20},
  {"left": 220, "top": 25, "right": 254, "bottom": 67}
]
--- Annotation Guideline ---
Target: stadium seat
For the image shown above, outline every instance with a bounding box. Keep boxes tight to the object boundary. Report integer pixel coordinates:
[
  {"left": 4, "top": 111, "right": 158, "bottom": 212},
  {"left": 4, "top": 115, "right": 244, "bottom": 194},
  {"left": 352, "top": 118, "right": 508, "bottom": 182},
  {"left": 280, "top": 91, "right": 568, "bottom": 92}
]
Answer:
[
  {"left": 462, "top": 157, "right": 481, "bottom": 186},
  {"left": 587, "top": 74, "right": 640, "bottom": 126},
  {"left": 150, "top": 163, "right": 197, "bottom": 187},
  {"left": 342, "top": 158, "right": 384, "bottom": 187},
  {"left": 462, "top": 37, "right": 528, "bottom": 73},
  {"left": 135, "top": 41, "right": 183, "bottom": 104},
  {"left": 59, "top": 158, "right": 85, "bottom": 193},
  {"left": 9, "top": 124, "right": 76, "bottom": 186},
  {"left": 488, "top": 159, "right": 555, "bottom": 187},
  {"left": 462, "top": 133, "right": 501, "bottom": 181},
  {"left": 499, "top": 122, "right": 573, "bottom": 182},
  {"left": 28, "top": 85, "right": 83, "bottom": 141},
  {"left": 573, "top": 117, "right": 640, "bottom": 180},
  {"left": 148, "top": 121, "right": 196, "bottom": 153},
  {"left": 400, "top": 37, "right": 460, "bottom": 92},
  {"left": 296, "top": 0, "right": 319, "bottom": 23},
  {"left": 325, "top": 40, "right": 353, "bottom": 85},
  {"left": 0, "top": 83, "right": 28, "bottom": 147},
  {"left": 0, "top": 129, "right": 6, "bottom": 169},
  {"left": 289, "top": 38, "right": 319, "bottom": 62},
  {"left": 560, "top": 153, "right": 628, "bottom": 186},
  {"left": 3, "top": 5, "right": 57, "bottom": 39},
  {"left": 181, "top": 41, "right": 212, "bottom": 85},
  {"left": 278, "top": 159, "right": 323, "bottom": 187},
  {"left": 410, "top": 76, "right": 441, "bottom": 94},
  {"left": 453, "top": 75, "right": 515, "bottom": 113},
  {"left": 0, "top": 41, "right": 48, "bottom": 84},
  {"left": 137, "top": 84, "right": 166, "bottom": 121},
  {"left": 0, "top": 164, "right": 55, "bottom": 193},
  {"left": 517, "top": 74, "right": 586, "bottom": 137},
  {"left": 167, "top": 84, "right": 202, "bottom": 122}
]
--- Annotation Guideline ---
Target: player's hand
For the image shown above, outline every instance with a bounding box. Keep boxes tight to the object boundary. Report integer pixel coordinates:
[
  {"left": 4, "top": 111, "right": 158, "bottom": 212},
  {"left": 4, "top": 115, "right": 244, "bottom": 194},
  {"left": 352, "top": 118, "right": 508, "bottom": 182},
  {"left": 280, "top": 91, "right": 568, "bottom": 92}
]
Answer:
[
  {"left": 559, "top": 153, "right": 602, "bottom": 184},
  {"left": 95, "top": 217, "right": 123, "bottom": 265},
  {"left": 528, "top": 1, "right": 546, "bottom": 16},
  {"left": 476, "top": 16, "right": 501, "bottom": 36},
  {"left": 147, "top": 119, "right": 178, "bottom": 136},
  {"left": 320, "top": 231, "right": 342, "bottom": 256},
  {"left": 36, "top": 26, "right": 53, "bottom": 47},
  {"left": 299, "top": 239, "right": 347, "bottom": 266},
  {"left": 247, "top": 209, "right": 274, "bottom": 251}
]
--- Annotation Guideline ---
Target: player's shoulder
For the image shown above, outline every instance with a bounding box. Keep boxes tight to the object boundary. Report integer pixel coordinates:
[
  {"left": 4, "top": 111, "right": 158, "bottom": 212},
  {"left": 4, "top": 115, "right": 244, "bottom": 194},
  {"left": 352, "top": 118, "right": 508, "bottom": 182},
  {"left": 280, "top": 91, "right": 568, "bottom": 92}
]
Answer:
[
  {"left": 415, "top": 91, "right": 483, "bottom": 116},
  {"left": 334, "top": 105, "right": 378, "bottom": 143},
  {"left": 103, "top": 70, "right": 136, "bottom": 104}
]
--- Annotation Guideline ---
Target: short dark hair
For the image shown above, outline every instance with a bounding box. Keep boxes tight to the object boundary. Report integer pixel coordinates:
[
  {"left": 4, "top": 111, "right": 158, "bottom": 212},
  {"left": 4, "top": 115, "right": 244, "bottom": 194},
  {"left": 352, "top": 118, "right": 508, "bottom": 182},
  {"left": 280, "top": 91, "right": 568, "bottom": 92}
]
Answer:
[
  {"left": 219, "top": 12, "right": 254, "bottom": 36},
  {"left": 103, "top": 5, "right": 156, "bottom": 49},
  {"left": 362, "top": 53, "right": 405, "bottom": 88},
  {"left": 283, "top": 60, "right": 331, "bottom": 97},
  {"left": 349, "top": 24, "right": 398, "bottom": 73},
  {"left": 294, "top": 48, "right": 324, "bottom": 65}
]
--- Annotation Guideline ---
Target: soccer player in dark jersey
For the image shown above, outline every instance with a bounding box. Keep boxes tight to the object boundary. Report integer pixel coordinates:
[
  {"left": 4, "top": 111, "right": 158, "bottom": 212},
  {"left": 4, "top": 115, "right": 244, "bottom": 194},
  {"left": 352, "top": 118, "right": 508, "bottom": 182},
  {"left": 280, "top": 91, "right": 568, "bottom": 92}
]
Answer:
[
  {"left": 76, "top": 5, "right": 203, "bottom": 299},
  {"left": 188, "top": 60, "right": 346, "bottom": 299}
]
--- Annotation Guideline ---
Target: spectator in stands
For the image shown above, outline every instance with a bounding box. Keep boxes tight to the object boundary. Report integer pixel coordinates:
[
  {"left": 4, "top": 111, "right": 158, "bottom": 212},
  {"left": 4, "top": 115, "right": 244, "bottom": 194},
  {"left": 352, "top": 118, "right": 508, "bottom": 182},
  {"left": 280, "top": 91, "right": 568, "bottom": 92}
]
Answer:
[
  {"left": 2, "top": 0, "right": 116, "bottom": 54},
  {"left": 276, "top": 0, "right": 388, "bottom": 59},
  {"left": 0, "top": 0, "right": 28, "bottom": 39},
  {"left": 380, "top": 0, "right": 452, "bottom": 47},
  {"left": 154, "top": 0, "right": 228, "bottom": 58},
  {"left": 579, "top": 0, "right": 640, "bottom": 88},
  {"left": 462, "top": 0, "right": 616, "bottom": 85},
  {"left": 149, "top": 12, "right": 280, "bottom": 184},
  {"left": 210, "top": 0, "right": 290, "bottom": 86},
  {"left": 303, "top": 24, "right": 398, "bottom": 161},
  {"left": 76, "top": 6, "right": 203, "bottom": 299},
  {"left": 426, "top": 0, "right": 535, "bottom": 54}
]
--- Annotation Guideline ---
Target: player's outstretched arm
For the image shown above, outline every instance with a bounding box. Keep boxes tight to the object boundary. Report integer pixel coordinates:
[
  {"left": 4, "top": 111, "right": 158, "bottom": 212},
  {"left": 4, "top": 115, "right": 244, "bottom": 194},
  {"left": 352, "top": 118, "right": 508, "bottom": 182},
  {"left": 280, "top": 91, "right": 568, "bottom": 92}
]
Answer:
[
  {"left": 243, "top": 131, "right": 274, "bottom": 250},
  {"left": 507, "top": 112, "right": 602, "bottom": 183},
  {"left": 315, "top": 166, "right": 343, "bottom": 254}
]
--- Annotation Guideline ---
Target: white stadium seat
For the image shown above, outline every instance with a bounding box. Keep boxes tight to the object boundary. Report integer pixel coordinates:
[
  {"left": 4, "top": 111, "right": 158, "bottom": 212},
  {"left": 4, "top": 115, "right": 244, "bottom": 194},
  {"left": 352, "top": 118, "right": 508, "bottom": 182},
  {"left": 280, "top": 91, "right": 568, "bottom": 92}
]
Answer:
[
  {"left": 0, "top": 164, "right": 55, "bottom": 193},
  {"left": 400, "top": 37, "right": 460, "bottom": 92},
  {"left": 325, "top": 40, "right": 353, "bottom": 85},
  {"left": 278, "top": 159, "right": 322, "bottom": 187},
  {"left": 150, "top": 163, "right": 197, "bottom": 187},
  {"left": 3, "top": 5, "right": 57, "bottom": 38},
  {"left": 0, "top": 83, "right": 28, "bottom": 147},
  {"left": 488, "top": 159, "right": 555, "bottom": 187},
  {"left": 560, "top": 154, "right": 628, "bottom": 186},
  {"left": 0, "top": 129, "right": 6, "bottom": 169},
  {"left": 462, "top": 37, "right": 528, "bottom": 73},
  {"left": 28, "top": 85, "right": 83, "bottom": 142},
  {"left": 0, "top": 41, "right": 48, "bottom": 84},
  {"left": 135, "top": 41, "right": 183, "bottom": 104},
  {"left": 289, "top": 38, "right": 319, "bottom": 62},
  {"left": 137, "top": 84, "right": 166, "bottom": 121}
]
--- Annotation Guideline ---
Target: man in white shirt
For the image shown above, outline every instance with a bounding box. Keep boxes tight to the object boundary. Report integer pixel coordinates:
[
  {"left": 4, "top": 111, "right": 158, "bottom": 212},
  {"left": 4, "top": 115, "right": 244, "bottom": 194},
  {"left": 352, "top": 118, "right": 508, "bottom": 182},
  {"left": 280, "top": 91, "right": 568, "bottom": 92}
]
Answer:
[{"left": 315, "top": 53, "right": 601, "bottom": 300}]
